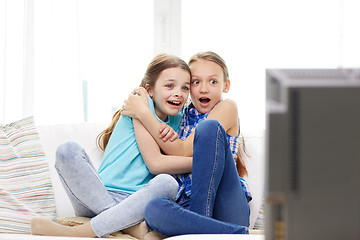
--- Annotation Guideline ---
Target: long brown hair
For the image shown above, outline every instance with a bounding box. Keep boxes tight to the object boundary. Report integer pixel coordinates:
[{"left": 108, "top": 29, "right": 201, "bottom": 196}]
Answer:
[
  {"left": 189, "top": 51, "right": 249, "bottom": 177},
  {"left": 96, "top": 53, "right": 191, "bottom": 151},
  {"left": 236, "top": 134, "right": 249, "bottom": 177}
]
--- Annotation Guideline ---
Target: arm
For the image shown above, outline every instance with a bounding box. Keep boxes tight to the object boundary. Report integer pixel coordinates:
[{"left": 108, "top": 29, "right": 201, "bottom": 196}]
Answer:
[
  {"left": 133, "top": 118, "right": 192, "bottom": 174},
  {"left": 122, "top": 88, "right": 194, "bottom": 157},
  {"left": 159, "top": 122, "right": 178, "bottom": 142},
  {"left": 124, "top": 92, "right": 239, "bottom": 157},
  {"left": 206, "top": 99, "right": 239, "bottom": 137}
]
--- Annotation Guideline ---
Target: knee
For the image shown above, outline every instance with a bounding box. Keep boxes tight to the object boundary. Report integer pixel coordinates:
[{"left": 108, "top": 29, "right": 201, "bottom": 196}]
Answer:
[
  {"left": 55, "top": 141, "right": 82, "bottom": 169},
  {"left": 151, "top": 174, "right": 179, "bottom": 200},
  {"left": 195, "top": 119, "right": 224, "bottom": 139},
  {"left": 144, "top": 197, "right": 171, "bottom": 230},
  {"left": 144, "top": 197, "right": 165, "bottom": 221},
  {"left": 198, "top": 119, "right": 220, "bottom": 130}
]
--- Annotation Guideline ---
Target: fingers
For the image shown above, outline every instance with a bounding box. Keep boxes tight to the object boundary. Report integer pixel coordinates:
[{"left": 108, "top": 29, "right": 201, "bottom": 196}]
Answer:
[
  {"left": 169, "top": 132, "right": 178, "bottom": 142},
  {"left": 159, "top": 123, "right": 178, "bottom": 142},
  {"left": 131, "top": 87, "right": 147, "bottom": 96},
  {"left": 137, "top": 87, "right": 147, "bottom": 95},
  {"left": 159, "top": 123, "right": 170, "bottom": 141},
  {"left": 131, "top": 87, "right": 141, "bottom": 95},
  {"left": 161, "top": 130, "right": 173, "bottom": 142},
  {"left": 121, "top": 95, "right": 134, "bottom": 110}
]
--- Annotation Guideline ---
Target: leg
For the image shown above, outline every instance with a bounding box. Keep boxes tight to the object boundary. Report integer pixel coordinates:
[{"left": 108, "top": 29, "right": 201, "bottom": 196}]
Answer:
[
  {"left": 31, "top": 218, "right": 96, "bottom": 238},
  {"left": 190, "top": 120, "right": 250, "bottom": 226},
  {"left": 90, "top": 174, "right": 178, "bottom": 238},
  {"left": 122, "top": 221, "right": 149, "bottom": 240},
  {"left": 32, "top": 141, "right": 119, "bottom": 238},
  {"left": 32, "top": 172, "right": 177, "bottom": 238},
  {"left": 144, "top": 197, "right": 248, "bottom": 237},
  {"left": 55, "top": 141, "right": 117, "bottom": 216}
]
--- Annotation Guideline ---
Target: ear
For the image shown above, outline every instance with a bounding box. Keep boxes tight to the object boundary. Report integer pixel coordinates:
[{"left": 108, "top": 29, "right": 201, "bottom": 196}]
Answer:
[
  {"left": 145, "top": 84, "right": 153, "bottom": 97},
  {"left": 223, "top": 79, "right": 230, "bottom": 93}
]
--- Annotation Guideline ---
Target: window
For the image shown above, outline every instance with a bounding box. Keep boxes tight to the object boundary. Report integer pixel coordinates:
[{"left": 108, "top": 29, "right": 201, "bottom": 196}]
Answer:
[
  {"left": 33, "top": 0, "right": 154, "bottom": 124},
  {"left": 182, "top": 0, "right": 360, "bottom": 130},
  {"left": 2, "top": 0, "right": 360, "bottom": 130},
  {"left": 77, "top": 0, "right": 154, "bottom": 123}
]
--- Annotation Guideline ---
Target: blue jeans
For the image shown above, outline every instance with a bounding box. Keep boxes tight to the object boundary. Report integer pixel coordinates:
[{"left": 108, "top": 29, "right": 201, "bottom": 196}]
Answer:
[
  {"left": 55, "top": 142, "right": 178, "bottom": 237},
  {"left": 144, "top": 120, "right": 250, "bottom": 236}
]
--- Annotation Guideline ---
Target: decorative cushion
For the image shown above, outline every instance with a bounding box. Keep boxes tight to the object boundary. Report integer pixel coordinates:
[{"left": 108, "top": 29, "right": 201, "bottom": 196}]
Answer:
[{"left": 0, "top": 116, "right": 56, "bottom": 234}]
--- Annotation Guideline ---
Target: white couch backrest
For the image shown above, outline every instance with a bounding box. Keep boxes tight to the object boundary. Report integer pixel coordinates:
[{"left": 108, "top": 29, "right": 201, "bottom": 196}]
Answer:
[
  {"left": 37, "top": 123, "right": 105, "bottom": 217},
  {"left": 241, "top": 130, "right": 265, "bottom": 228}
]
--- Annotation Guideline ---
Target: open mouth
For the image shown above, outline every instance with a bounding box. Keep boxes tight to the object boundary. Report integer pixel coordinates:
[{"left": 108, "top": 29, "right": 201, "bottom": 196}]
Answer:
[
  {"left": 167, "top": 100, "right": 181, "bottom": 107},
  {"left": 199, "top": 97, "right": 210, "bottom": 104}
]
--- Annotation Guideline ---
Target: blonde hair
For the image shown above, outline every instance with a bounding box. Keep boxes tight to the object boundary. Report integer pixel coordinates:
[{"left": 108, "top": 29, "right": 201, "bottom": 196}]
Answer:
[
  {"left": 189, "top": 51, "right": 249, "bottom": 177},
  {"left": 188, "top": 51, "right": 229, "bottom": 82},
  {"left": 96, "top": 53, "right": 191, "bottom": 151}
]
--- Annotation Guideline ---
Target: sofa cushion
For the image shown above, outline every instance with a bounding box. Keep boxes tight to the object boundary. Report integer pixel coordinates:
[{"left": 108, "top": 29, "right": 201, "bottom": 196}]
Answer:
[{"left": 0, "top": 117, "right": 56, "bottom": 234}]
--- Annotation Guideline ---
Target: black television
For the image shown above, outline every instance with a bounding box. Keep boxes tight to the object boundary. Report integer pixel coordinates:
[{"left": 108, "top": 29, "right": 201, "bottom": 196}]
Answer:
[{"left": 265, "top": 69, "right": 360, "bottom": 240}]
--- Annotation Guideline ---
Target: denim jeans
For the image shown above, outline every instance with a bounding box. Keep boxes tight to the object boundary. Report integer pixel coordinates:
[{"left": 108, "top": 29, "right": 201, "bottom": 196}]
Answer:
[
  {"left": 144, "top": 120, "right": 250, "bottom": 236},
  {"left": 55, "top": 142, "right": 178, "bottom": 237}
]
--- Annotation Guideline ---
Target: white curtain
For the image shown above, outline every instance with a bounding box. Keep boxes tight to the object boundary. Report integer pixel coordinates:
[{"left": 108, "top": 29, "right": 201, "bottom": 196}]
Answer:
[
  {"left": 34, "top": 0, "right": 83, "bottom": 124},
  {"left": 1, "top": 0, "right": 360, "bottom": 128},
  {"left": 0, "top": 0, "right": 83, "bottom": 124},
  {"left": 1, "top": 0, "right": 26, "bottom": 123},
  {"left": 1, "top": 0, "right": 153, "bottom": 125}
]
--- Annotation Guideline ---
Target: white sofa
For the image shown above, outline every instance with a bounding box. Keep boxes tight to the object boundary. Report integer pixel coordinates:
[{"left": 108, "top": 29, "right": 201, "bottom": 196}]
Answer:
[{"left": 1, "top": 123, "right": 265, "bottom": 240}]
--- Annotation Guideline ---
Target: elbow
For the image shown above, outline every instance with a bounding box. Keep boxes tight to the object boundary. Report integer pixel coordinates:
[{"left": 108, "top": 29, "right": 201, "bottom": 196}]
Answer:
[
  {"left": 149, "top": 169, "right": 162, "bottom": 175},
  {"left": 148, "top": 167, "right": 161, "bottom": 175},
  {"left": 146, "top": 161, "right": 163, "bottom": 175}
]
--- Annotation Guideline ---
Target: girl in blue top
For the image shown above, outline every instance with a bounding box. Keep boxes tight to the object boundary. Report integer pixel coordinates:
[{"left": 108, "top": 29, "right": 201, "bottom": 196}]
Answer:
[
  {"left": 30, "top": 53, "right": 193, "bottom": 239},
  {"left": 122, "top": 51, "right": 251, "bottom": 237}
]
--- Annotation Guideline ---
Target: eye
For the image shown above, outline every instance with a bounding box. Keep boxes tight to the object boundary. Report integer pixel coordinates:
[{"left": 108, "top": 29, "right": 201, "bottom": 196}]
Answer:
[
  {"left": 191, "top": 80, "right": 199, "bottom": 85},
  {"left": 166, "top": 84, "right": 174, "bottom": 89},
  {"left": 182, "top": 86, "right": 190, "bottom": 91},
  {"left": 210, "top": 79, "right": 217, "bottom": 84}
]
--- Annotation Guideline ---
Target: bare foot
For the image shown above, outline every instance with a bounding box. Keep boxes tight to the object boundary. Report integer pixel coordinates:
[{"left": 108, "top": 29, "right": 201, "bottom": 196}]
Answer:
[
  {"left": 31, "top": 217, "right": 96, "bottom": 237},
  {"left": 122, "top": 221, "right": 149, "bottom": 240}
]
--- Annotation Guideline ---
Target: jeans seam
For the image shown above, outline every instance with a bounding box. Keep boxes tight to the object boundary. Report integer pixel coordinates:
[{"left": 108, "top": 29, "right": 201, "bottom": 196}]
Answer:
[{"left": 206, "top": 125, "right": 221, "bottom": 217}]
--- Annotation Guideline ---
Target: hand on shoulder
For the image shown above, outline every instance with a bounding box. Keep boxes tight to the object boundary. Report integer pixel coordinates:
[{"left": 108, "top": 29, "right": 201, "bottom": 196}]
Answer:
[{"left": 121, "top": 87, "right": 150, "bottom": 119}]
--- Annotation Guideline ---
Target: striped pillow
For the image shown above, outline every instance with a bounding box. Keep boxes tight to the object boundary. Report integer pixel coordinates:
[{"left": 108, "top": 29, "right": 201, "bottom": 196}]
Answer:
[{"left": 0, "top": 116, "right": 56, "bottom": 234}]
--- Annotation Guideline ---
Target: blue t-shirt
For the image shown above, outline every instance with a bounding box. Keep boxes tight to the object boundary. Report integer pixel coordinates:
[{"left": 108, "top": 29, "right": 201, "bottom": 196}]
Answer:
[{"left": 98, "top": 96, "right": 182, "bottom": 194}]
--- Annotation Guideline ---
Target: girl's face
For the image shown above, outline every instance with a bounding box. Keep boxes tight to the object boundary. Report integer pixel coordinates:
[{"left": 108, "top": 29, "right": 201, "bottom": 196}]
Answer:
[
  {"left": 147, "top": 67, "right": 190, "bottom": 121},
  {"left": 189, "top": 59, "right": 230, "bottom": 114}
]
